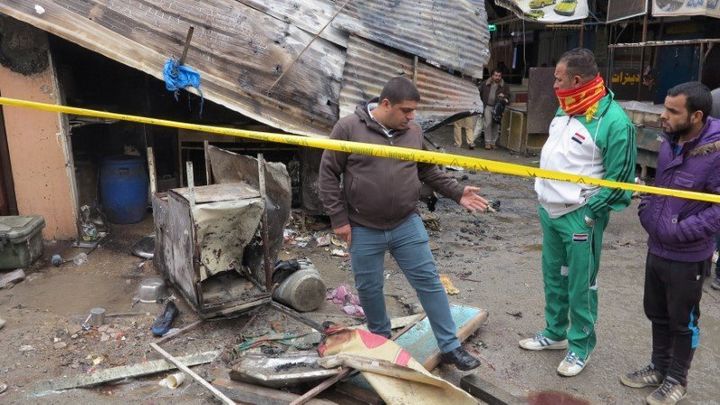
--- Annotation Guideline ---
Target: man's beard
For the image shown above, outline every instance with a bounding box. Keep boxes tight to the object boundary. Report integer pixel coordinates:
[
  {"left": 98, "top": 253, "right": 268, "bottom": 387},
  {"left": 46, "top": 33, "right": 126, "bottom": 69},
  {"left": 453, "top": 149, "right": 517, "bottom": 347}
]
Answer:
[{"left": 665, "top": 117, "right": 692, "bottom": 139}]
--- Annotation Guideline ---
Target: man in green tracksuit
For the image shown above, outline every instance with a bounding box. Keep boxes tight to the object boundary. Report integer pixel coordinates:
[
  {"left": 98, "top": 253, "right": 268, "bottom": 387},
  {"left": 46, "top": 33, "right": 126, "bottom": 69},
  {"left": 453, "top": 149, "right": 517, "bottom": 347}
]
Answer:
[{"left": 519, "top": 48, "right": 637, "bottom": 377}]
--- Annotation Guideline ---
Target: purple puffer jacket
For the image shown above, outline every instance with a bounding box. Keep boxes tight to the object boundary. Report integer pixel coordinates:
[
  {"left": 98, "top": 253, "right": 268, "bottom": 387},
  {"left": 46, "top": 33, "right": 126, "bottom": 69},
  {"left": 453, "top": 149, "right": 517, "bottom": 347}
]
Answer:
[{"left": 639, "top": 117, "right": 720, "bottom": 262}]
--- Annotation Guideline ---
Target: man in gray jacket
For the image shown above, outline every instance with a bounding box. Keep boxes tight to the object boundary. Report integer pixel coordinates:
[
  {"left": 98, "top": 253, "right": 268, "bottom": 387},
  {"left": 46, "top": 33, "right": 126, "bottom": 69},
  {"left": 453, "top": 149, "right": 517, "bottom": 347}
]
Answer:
[{"left": 319, "top": 77, "right": 488, "bottom": 370}]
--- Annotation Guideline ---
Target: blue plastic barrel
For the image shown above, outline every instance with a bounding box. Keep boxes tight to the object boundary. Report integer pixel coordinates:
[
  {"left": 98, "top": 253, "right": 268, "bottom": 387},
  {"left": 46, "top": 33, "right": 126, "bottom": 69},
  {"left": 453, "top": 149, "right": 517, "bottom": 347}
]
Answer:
[{"left": 100, "top": 156, "right": 148, "bottom": 224}]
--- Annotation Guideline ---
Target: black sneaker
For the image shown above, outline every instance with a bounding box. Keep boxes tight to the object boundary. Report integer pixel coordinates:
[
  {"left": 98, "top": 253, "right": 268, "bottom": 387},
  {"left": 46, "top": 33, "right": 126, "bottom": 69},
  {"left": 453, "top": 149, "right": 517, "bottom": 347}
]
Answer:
[
  {"left": 620, "top": 364, "right": 664, "bottom": 388},
  {"left": 646, "top": 377, "right": 687, "bottom": 405},
  {"left": 440, "top": 347, "right": 480, "bottom": 371},
  {"left": 711, "top": 277, "right": 720, "bottom": 290}
]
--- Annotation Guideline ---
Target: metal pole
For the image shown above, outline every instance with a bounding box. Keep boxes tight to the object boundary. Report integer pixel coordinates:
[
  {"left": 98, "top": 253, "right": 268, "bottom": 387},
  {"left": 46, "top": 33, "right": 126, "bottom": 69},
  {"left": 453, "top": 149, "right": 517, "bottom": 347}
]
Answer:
[{"left": 638, "top": 0, "right": 649, "bottom": 100}]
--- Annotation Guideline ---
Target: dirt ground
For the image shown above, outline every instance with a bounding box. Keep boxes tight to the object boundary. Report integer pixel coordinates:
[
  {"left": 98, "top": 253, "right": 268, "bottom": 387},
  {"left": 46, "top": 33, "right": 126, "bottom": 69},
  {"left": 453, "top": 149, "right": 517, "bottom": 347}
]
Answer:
[{"left": 1, "top": 126, "right": 719, "bottom": 404}]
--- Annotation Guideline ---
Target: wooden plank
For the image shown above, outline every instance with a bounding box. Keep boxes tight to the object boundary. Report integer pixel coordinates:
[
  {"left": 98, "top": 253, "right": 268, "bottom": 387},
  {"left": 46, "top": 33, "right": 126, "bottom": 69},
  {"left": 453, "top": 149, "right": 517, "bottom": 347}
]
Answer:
[
  {"left": 213, "top": 378, "right": 337, "bottom": 405},
  {"left": 32, "top": 350, "right": 219, "bottom": 396},
  {"left": 150, "top": 343, "right": 235, "bottom": 405},
  {"left": 203, "top": 140, "right": 212, "bottom": 186},
  {"left": 154, "top": 319, "right": 203, "bottom": 344}
]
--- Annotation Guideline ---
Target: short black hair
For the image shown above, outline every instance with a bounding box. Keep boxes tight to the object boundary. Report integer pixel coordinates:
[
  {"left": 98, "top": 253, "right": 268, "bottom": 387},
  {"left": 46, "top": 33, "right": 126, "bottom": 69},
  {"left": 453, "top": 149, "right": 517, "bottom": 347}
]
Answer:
[
  {"left": 667, "top": 81, "right": 712, "bottom": 122},
  {"left": 558, "top": 48, "right": 598, "bottom": 80},
  {"left": 379, "top": 76, "right": 421, "bottom": 104},
  {"left": 491, "top": 68, "right": 503, "bottom": 75}
]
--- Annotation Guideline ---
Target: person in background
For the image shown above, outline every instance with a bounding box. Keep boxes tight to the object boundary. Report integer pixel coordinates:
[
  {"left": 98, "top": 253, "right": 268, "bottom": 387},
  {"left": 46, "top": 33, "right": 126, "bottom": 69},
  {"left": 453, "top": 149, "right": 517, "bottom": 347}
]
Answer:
[
  {"left": 477, "top": 68, "right": 511, "bottom": 150},
  {"left": 621, "top": 82, "right": 720, "bottom": 405},
  {"left": 453, "top": 114, "right": 479, "bottom": 149}
]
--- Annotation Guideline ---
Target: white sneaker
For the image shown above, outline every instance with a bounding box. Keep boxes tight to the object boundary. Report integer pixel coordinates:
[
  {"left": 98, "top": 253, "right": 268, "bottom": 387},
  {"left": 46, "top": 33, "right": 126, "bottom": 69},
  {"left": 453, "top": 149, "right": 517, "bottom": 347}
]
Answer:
[
  {"left": 519, "top": 332, "right": 568, "bottom": 350},
  {"left": 557, "top": 351, "right": 588, "bottom": 377}
]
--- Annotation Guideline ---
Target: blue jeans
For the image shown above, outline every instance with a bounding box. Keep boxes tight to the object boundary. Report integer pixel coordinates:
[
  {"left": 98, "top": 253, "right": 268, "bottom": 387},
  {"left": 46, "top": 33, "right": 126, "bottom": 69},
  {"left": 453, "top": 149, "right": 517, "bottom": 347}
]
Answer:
[{"left": 349, "top": 214, "right": 460, "bottom": 353}]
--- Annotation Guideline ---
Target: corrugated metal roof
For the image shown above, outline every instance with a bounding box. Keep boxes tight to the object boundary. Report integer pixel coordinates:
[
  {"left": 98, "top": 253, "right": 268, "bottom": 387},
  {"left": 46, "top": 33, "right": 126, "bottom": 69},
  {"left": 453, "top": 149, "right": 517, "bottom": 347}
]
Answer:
[
  {"left": 0, "top": 0, "right": 489, "bottom": 137},
  {"left": 340, "top": 36, "right": 482, "bottom": 131},
  {"left": 0, "top": 0, "right": 344, "bottom": 136},
  {"left": 336, "top": 0, "right": 490, "bottom": 78}
]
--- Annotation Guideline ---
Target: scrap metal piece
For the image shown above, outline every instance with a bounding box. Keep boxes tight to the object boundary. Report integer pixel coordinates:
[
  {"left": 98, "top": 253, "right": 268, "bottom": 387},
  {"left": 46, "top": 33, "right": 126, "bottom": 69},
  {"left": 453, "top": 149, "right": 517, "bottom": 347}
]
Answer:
[
  {"left": 32, "top": 351, "right": 219, "bottom": 396},
  {"left": 229, "top": 352, "right": 342, "bottom": 388}
]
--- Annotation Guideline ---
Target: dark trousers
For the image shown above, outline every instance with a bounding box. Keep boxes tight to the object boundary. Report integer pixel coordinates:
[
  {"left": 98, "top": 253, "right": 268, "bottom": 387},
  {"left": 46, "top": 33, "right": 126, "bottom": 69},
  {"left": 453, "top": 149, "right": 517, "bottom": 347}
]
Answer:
[
  {"left": 715, "top": 234, "right": 720, "bottom": 278},
  {"left": 644, "top": 253, "right": 707, "bottom": 386}
]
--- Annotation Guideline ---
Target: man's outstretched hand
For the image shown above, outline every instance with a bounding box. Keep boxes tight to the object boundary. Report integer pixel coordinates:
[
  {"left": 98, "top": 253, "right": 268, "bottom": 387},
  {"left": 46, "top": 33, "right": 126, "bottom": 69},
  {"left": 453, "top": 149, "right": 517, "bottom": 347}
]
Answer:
[
  {"left": 333, "top": 224, "right": 352, "bottom": 248},
  {"left": 459, "top": 186, "right": 489, "bottom": 212}
]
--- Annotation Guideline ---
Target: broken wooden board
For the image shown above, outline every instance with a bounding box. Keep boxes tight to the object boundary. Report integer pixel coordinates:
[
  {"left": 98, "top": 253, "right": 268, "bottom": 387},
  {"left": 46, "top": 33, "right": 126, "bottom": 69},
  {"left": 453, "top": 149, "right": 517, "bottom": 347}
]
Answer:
[
  {"left": 398, "top": 304, "right": 488, "bottom": 370},
  {"left": 213, "top": 378, "right": 338, "bottom": 405},
  {"left": 32, "top": 350, "right": 219, "bottom": 396},
  {"left": 347, "top": 305, "right": 488, "bottom": 391}
]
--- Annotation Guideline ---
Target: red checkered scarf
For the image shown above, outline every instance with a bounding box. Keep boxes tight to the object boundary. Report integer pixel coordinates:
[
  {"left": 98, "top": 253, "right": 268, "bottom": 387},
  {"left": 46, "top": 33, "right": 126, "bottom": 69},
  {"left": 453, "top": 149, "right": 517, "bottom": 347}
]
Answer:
[{"left": 556, "top": 74, "right": 607, "bottom": 118}]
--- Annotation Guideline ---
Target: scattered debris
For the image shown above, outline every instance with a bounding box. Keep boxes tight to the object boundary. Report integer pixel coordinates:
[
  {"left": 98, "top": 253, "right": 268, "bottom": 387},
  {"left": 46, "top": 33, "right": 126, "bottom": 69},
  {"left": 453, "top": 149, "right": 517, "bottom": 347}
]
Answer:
[
  {"left": 233, "top": 331, "right": 322, "bottom": 354},
  {"left": 330, "top": 235, "right": 347, "bottom": 249},
  {"left": 159, "top": 372, "right": 186, "bottom": 389},
  {"left": 439, "top": 274, "right": 460, "bottom": 295},
  {"left": 421, "top": 213, "right": 441, "bottom": 232},
  {"left": 318, "top": 329, "right": 477, "bottom": 405},
  {"left": 213, "top": 378, "right": 338, "bottom": 405},
  {"left": 229, "top": 352, "right": 342, "bottom": 388},
  {"left": 0, "top": 318, "right": 5, "bottom": 330},
  {"left": 326, "top": 285, "right": 364, "bottom": 318},
  {"left": 150, "top": 343, "right": 235, "bottom": 405},
  {"left": 19, "top": 345, "right": 35, "bottom": 352},
  {"left": 315, "top": 233, "right": 331, "bottom": 247},
  {"left": 506, "top": 311, "right": 523, "bottom": 319},
  {"left": 72, "top": 253, "right": 88, "bottom": 266},
  {"left": 330, "top": 249, "right": 348, "bottom": 258},
  {"left": 0, "top": 269, "right": 25, "bottom": 289},
  {"left": 131, "top": 234, "right": 155, "bottom": 259}
]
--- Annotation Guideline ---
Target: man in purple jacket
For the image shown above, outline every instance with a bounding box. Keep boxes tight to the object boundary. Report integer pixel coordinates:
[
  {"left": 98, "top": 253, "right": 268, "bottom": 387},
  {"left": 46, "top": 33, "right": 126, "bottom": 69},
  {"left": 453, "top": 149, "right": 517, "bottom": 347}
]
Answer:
[{"left": 620, "top": 82, "right": 720, "bottom": 405}]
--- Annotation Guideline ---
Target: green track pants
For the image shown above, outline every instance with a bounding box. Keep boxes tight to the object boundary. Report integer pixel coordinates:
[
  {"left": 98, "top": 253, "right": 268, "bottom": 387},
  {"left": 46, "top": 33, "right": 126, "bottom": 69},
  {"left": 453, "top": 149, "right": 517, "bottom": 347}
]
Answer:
[{"left": 538, "top": 205, "right": 609, "bottom": 360}]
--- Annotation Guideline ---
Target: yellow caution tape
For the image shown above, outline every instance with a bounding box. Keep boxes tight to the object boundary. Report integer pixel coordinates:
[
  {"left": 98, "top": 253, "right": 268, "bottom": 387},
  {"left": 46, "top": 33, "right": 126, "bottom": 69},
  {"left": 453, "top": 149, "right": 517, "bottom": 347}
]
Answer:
[{"left": 1, "top": 96, "right": 719, "bottom": 204}]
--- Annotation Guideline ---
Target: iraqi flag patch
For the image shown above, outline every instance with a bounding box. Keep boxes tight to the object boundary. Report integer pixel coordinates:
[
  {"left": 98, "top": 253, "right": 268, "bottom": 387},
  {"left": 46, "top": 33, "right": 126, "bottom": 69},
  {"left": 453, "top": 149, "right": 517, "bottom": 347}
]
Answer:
[
  {"left": 571, "top": 132, "right": 586, "bottom": 144},
  {"left": 573, "top": 233, "right": 589, "bottom": 242}
]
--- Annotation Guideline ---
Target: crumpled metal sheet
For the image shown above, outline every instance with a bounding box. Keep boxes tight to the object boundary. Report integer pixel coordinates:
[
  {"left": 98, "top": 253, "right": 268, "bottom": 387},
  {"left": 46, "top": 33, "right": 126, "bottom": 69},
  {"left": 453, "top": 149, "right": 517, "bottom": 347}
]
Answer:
[
  {"left": 194, "top": 198, "right": 263, "bottom": 280},
  {"left": 207, "top": 146, "right": 291, "bottom": 284},
  {"left": 229, "top": 351, "right": 341, "bottom": 389}
]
